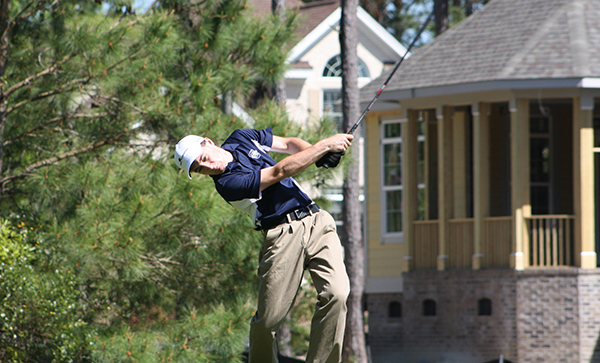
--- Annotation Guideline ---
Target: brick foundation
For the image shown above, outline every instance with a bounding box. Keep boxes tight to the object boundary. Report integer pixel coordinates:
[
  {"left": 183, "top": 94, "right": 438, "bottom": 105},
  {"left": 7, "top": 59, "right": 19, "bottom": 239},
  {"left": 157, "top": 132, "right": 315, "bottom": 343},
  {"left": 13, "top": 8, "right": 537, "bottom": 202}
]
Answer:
[{"left": 366, "top": 268, "right": 600, "bottom": 363}]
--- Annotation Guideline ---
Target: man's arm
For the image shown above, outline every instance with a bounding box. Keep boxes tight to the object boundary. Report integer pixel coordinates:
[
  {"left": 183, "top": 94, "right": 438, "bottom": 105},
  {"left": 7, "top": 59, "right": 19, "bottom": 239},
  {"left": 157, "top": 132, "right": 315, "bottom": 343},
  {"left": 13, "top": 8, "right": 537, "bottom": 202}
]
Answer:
[
  {"left": 270, "top": 136, "right": 311, "bottom": 155},
  {"left": 259, "top": 134, "right": 353, "bottom": 192}
]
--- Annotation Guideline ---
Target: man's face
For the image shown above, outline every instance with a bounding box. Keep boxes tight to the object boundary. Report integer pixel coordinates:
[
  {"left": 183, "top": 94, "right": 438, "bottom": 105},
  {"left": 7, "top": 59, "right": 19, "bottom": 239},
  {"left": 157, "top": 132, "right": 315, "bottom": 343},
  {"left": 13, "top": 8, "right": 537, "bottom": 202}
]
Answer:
[{"left": 189, "top": 139, "right": 228, "bottom": 176}]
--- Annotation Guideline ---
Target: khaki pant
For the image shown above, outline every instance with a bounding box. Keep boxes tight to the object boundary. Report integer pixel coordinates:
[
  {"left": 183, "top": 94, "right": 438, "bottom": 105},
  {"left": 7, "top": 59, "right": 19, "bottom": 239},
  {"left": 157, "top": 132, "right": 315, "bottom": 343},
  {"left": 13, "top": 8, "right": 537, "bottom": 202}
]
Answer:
[{"left": 249, "top": 210, "right": 350, "bottom": 363}]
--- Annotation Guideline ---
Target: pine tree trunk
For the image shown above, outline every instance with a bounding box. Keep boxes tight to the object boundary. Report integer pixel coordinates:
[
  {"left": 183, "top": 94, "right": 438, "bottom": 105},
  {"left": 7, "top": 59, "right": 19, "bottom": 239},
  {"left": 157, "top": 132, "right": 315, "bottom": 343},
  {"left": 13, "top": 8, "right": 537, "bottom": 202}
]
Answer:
[
  {"left": 0, "top": 0, "right": 9, "bottom": 186},
  {"left": 272, "top": 0, "right": 290, "bottom": 353},
  {"left": 339, "top": 0, "right": 367, "bottom": 361},
  {"left": 465, "top": 0, "right": 474, "bottom": 16},
  {"left": 434, "top": 0, "right": 449, "bottom": 35},
  {"left": 271, "top": 0, "right": 287, "bottom": 105}
]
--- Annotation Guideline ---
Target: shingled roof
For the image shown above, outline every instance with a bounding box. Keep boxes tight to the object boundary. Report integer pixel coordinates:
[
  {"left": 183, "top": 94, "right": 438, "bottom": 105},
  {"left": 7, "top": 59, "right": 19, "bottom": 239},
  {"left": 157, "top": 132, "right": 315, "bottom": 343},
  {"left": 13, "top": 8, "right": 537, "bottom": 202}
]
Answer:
[
  {"left": 247, "top": 0, "right": 340, "bottom": 40},
  {"left": 361, "top": 0, "right": 600, "bottom": 102},
  {"left": 294, "top": 0, "right": 340, "bottom": 40}
]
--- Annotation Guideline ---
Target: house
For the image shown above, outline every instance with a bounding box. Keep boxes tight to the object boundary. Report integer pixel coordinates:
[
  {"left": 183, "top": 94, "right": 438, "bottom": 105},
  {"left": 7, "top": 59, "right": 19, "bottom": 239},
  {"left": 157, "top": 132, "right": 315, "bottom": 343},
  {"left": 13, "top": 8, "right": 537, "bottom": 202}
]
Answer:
[
  {"left": 282, "top": 0, "right": 405, "bottom": 126},
  {"left": 359, "top": 0, "right": 600, "bottom": 362},
  {"left": 248, "top": 0, "right": 406, "bottom": 216}
]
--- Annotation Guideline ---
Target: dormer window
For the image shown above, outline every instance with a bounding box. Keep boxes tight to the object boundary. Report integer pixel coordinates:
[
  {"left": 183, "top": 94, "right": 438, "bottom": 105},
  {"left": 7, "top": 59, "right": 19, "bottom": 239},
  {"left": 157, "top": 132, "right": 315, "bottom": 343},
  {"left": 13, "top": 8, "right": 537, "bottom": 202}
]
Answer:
[{"left": 323, "top": 55, "right": 370, "bottom": 78}]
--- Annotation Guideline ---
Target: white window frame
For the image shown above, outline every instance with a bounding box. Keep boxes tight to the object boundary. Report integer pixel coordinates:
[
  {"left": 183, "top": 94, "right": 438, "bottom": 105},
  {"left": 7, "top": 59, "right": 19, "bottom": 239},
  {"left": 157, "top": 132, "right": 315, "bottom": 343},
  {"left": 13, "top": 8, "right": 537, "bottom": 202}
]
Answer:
[{"left": 380, "top": 117, "right": 406, "bottom": 244}]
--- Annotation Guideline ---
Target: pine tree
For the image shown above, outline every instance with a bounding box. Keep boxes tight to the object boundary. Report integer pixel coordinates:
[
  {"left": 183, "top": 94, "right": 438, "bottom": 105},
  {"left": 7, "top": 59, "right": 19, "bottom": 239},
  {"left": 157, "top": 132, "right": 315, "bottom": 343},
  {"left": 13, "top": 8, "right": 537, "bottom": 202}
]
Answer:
[{"left": 0, "top": 0, "right": 301, "bottom": 361}]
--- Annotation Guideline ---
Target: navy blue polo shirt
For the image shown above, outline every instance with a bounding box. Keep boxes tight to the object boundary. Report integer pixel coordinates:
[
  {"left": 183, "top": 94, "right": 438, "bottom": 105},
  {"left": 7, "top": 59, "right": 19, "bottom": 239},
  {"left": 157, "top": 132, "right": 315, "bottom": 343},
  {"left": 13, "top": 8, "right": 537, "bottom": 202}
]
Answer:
[{"left": 211, "top": 128, "right": 313, "bottom": 228}]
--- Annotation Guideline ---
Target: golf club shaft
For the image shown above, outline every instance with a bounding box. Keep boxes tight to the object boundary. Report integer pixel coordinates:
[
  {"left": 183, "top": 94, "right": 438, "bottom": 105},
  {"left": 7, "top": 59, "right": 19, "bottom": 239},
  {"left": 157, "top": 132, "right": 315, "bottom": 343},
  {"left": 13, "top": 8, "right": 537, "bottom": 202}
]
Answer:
[{"left": 347, "top": 10, "right": 435, "bottom": 135}]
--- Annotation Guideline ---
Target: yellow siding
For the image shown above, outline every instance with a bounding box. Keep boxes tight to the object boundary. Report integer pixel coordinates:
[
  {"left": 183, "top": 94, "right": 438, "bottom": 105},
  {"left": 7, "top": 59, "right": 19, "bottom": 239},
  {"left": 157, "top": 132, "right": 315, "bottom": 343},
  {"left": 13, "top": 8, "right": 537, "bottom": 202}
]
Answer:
[
  {"left": 365, "top": 112, "right": 405, "bottom": 277},
  {"left": 368, "top": 247, "right": 405, "bottom": 276}
]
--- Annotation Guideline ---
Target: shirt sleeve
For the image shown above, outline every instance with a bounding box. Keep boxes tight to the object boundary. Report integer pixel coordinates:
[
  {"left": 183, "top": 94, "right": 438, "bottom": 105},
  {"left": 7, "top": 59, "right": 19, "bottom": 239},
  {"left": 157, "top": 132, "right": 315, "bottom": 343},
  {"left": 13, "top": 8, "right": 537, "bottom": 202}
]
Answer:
[
  {"left": 212, "top": 128, "right": 273, "bottom": 202},
  {"left": 229, "top": 128, "right": 273, "bottom": 149},
  {"left": 214, "top": 167, "right": 261, "bottom": 202}
]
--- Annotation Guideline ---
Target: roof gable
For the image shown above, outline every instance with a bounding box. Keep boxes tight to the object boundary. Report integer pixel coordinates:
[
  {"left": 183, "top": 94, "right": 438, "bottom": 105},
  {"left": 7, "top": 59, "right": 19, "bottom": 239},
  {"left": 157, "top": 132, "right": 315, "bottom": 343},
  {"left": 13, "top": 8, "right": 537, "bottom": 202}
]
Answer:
[
  {"left": 287, "top": 1, "right": 406, "bottom": 63},
  {"left": 361, "top": 0, "right": 600, "bottom": 98}
]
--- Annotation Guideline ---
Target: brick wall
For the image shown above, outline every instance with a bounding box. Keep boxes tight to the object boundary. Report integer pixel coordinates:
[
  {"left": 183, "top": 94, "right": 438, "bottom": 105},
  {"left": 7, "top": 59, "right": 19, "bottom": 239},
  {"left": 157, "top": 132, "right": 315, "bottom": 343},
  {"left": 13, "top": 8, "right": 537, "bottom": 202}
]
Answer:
[
  {"left": 579, "top": 271, "right": 600, "bottom": 362},
  {"left": 367, "top": 268, "right": 600, "bottom": 363}
]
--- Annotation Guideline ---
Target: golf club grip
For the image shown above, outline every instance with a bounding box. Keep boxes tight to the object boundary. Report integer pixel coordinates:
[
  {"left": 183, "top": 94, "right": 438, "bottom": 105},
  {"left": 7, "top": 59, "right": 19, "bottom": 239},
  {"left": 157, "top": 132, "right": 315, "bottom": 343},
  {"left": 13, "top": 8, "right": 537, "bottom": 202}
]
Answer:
[{"left": 318, "top": 151, "right": 345, "bottom": 168}]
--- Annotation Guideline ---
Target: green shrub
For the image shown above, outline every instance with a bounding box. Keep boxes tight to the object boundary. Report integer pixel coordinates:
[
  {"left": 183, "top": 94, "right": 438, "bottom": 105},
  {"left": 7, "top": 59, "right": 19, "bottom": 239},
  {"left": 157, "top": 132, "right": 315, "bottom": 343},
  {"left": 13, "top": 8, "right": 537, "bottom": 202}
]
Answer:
[
  {"left": 92, "top": 304, "right": 251, "bottom": 363},
  {"left": 0, "top": 220, "right": 94, "bottom": 363}
]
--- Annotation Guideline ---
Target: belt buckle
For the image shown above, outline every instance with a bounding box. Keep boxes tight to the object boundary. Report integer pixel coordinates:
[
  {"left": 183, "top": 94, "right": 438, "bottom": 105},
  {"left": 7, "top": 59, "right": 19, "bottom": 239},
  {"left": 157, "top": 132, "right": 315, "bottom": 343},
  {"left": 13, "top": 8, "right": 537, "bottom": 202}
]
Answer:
[{"left": 294, "top": 208, "right": 304, "bottom": 220}]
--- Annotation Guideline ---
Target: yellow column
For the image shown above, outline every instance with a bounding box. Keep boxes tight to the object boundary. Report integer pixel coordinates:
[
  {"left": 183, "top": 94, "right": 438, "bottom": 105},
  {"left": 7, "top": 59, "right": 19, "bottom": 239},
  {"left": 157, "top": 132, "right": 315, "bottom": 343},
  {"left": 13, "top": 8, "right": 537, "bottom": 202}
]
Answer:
[
  {"left": 509, "top": 98, "right": 530, "bottom": 270},
  {"left": 402, "top": 110, "right": 419, "bottom": 272},
  {"left": 472, "top": 103, "right": 489, "bottom": 270},
  {"left": 437, "top": 106, "right": 453, "bottom": 271},
  {"left": 573, "top": 96, "right": 596, "bottom": 268}
]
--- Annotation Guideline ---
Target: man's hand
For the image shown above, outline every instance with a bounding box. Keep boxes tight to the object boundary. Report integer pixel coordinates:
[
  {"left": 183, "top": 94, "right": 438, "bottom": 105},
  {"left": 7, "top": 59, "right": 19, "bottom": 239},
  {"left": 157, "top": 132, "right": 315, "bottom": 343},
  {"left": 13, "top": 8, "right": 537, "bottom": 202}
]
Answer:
[
  {"left": 315, "top": 133, "right": 353, "bottom": 168},
  {"left": 316, "top": 151, "right": 344, "bottom": 168},
  {"left": 260, "top": 133, "right": 353, "bottom": 191}
]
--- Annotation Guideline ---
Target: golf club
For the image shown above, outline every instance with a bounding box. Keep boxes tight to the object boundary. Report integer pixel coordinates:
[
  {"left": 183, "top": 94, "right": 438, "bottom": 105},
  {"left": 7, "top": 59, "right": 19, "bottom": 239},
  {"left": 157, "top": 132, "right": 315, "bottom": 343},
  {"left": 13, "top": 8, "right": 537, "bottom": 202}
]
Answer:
[{"left": 318, "top": 9, "right": 435, "bottom": 168}]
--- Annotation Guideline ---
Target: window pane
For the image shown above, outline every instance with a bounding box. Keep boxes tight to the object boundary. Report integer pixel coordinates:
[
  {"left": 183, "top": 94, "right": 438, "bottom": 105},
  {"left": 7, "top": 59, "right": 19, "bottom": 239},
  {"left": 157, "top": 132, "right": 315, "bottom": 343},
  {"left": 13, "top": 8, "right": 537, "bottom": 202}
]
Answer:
[
  {"left": 384, "top": 143, "right": 402, "bottom": 186},
  {"left": 531, "top": 185, "right": 549, "bottom": 215},
  {"left": 323, "top": 55, "right": 343, "bottom": 77},
  {"left": 323, "top": 55, "right": 370, "bottom": 77},
  {"left": 530, "top": 137, "right": 550, "bottom": 183},
  {"left": 384, "top": 123, "right": 402, "bottom": 138},
  {"left": 417, "top": 140, "right": 425, "bottom": 185},
  {"left": 386, "top": 190, "right": 403, "bottom": 233},
  {"left": 323, "top": 90, "right": 342, "bottom": 129},
  {"left": 417, "top": 187, "right": 426, "bottom": 221},
  {"left": 358, "top": 59, "right": 370, "bottom": 78},
  {"left": 530, "top": 116, "right": 550, "bottom": 133}
]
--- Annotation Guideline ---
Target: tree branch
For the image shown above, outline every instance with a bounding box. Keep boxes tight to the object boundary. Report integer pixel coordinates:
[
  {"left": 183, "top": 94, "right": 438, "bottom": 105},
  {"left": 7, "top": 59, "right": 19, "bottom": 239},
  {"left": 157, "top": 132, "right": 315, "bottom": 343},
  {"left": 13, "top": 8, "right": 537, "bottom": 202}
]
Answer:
[
  {"left": 4, "top": 53, "right": 76, "bottom": 99},
  {"left": 1, "top": 135, "right": 123, "bottom": 189},
  {"left": 3, "top": 112, "right": 111, "bottom": 147},
  {"left": 142, "top": 0, "right": 160, "bottom": 16},
  {"left": 13, "top": 1, "right": 58, "bottom": 27},
  {"left": 97, "top": 94, "right": 146, "bottom": 114},
  {"left": 5, "top": 77, "right": 91, "bottom": 115}
]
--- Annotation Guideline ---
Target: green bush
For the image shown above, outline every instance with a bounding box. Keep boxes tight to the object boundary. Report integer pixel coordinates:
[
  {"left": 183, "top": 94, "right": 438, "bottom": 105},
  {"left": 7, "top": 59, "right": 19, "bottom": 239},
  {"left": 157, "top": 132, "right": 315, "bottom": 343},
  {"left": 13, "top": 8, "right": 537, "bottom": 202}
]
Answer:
[
  {"left": 0, "top": 220, "right": 94, "bottom": 363},
  {"left": 92, "top": 305, "right": 251, "bottom": 363}
]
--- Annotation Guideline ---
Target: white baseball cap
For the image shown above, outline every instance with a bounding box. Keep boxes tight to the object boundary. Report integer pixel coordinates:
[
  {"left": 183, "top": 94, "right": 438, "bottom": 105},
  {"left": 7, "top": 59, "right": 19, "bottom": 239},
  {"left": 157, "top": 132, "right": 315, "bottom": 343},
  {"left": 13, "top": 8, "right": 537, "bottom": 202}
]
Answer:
[{"left": 174, "top": 135, "right": 205, "bottom": 179}]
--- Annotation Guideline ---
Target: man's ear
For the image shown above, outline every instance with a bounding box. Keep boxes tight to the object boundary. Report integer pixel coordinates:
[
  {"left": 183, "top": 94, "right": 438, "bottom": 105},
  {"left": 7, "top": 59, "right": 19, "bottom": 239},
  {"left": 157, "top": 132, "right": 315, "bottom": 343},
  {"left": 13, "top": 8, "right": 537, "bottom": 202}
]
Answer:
[{"left": 204, "top": 138, "right": 215, "bottom": 146}]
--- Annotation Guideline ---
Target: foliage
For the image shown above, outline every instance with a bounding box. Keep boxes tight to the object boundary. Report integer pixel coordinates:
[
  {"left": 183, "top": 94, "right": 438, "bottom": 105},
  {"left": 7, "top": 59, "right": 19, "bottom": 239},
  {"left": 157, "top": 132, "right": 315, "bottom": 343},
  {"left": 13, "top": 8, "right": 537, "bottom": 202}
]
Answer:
[
  {"left": 0, "top": 219, "right": 94, "bottom": 363},
  {"left": 0, "top": 0, "right": 316, "bottom": 362},
  {"left": 92, "top": 305, "right": 252, "bottom": 363},
  {"left": 358, "top": 0, "right": 491, "bottom": 45}
]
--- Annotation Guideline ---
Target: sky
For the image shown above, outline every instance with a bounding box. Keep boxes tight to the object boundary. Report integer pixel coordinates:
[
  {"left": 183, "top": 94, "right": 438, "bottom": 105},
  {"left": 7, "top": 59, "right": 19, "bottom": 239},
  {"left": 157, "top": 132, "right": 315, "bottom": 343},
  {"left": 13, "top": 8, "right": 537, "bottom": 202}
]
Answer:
[{"left": 134, "top": 0, "right": 155, "bottom": 12}]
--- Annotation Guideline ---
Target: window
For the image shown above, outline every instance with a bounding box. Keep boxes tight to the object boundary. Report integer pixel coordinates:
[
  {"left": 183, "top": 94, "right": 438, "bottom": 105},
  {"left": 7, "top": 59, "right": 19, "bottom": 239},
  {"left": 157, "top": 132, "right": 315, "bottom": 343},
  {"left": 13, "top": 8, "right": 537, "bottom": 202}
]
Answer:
[
  {"left": 388, "top": 301, "right": 402, "bottom": 318},
  {"left": 530, "top": 115, "right": 552, "bottom": 215},
  {"left": 417, "top": 112, "right": 426, "bottom": 220},
  {"left": 423, "top": 299, "right": 436, "bottom": 316},
  {"left": 323, "top": 187, "right": 344, "bottom": 226},
  {"left": 322, "top": 55, "right": 370, "bottom": 78},
  {"left": 323, "top": 90, "right": 342, "bottom": 129},
  {"left": 478, "top": 298, "right": 492, "bottom": 316},
  {"left": 381, "top": 119, "right": 404, "bottom": 242}
]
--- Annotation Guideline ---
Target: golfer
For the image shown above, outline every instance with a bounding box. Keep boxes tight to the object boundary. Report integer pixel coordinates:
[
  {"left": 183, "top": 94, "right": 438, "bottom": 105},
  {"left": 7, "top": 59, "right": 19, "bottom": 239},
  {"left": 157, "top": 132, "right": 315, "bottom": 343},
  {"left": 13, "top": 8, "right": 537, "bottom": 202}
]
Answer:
[{"left": 174, "top": 128, "right": 352, "bottom": 363}]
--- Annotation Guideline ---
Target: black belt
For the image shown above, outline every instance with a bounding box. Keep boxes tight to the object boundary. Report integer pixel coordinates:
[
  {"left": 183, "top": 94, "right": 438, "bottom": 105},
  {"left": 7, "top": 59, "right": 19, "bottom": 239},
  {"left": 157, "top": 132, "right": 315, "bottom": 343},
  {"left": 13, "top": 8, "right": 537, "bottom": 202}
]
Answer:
[{"left": 259, "top": 203, "right": 320, "bottom": 231}]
